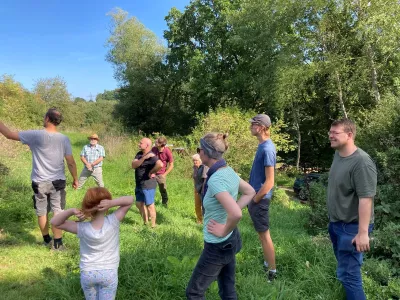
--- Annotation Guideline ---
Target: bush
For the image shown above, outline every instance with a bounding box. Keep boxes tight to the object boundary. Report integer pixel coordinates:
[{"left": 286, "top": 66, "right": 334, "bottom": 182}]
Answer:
[
  {"left": 306, "top": 181, "right": 328, "bottom": 234},
  {"left": 190, "top": 107, "right": 295, "bottom": 177},
  {"left": 371, "top": 222, "right": 400, "bottom": 274}
]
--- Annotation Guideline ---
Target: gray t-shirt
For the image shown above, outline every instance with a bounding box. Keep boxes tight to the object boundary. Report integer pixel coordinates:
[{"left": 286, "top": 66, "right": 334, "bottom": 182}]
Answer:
[
  {"left": 77, "top": 213, "right": 120, "bottom": 272},
  {"left": 19, "top": 130, "right": 72, "bottom": 182},
  {"left": 327, "top": 148, "right": 377, "bottom": 223},
  {"left": 193, "top": 165, "right": 209, "bottom": 193}
]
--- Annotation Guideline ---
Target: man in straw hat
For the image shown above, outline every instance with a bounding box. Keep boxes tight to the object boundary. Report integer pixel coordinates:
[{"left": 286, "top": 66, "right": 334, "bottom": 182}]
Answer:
[{"left": 78, "top": 133, "right": 106, "bottom": 188}]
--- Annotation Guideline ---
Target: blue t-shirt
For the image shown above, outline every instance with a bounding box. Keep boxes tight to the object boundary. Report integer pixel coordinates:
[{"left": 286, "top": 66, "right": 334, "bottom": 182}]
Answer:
[
  {"left": 203, "top": 167, "right": 240, "bottom": 244},
  {"left": 249, "top": 139, "right": 276, "bottom": 199}
]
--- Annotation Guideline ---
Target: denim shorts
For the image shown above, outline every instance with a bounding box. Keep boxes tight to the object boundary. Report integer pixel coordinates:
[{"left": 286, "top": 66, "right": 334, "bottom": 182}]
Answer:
[{"left": 135, "top": 187, "right": 155, "bottom": 205}]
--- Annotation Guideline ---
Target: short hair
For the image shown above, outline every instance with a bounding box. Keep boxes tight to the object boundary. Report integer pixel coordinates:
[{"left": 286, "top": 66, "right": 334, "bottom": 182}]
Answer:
[
  {"left": 331, "top": 118, "right": 357, "bottom": 139},
  {"left": 45, "top": 107, "right": 63, "bottom": 126},
  {"left": 192, "top": 153, "right": 201, "bottom": 162},
  {"left": 157, "top": 136, "right": 167, "bottom": 147},
  {"left": 81, "top": 187, "right": 112, "bottom": 218},
  {"left": 200, "top": 132, "right": 229, "bottom": 159}
]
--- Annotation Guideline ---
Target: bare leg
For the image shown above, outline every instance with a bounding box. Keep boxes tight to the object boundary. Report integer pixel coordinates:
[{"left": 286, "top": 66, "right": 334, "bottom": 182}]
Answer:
[
  {"left": 147, "top": 204, "right": 156, "bottom": 228},
  {"left": 258, "top": 230, "right": 276, "bottom": 269},
  {"left": 38, "top": 215, "right": 49, "bottom": 236},
  {"left": 136, "top": 202, "right": 148, "bottom": 224},
  {"left": 51, "top": 212, "right": 63, "bottom": 239}
]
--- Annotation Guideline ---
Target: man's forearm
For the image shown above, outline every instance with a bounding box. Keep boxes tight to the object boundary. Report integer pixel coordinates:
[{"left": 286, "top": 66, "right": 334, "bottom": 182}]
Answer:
[
  {"left": 254, "top": 180, "right": 274, "bottom": 202},
  {"left": 92, "top": 157, "right": 103, "bottom": 166},
  {"left": 0, "top": 122, "right": 20, "bottom": 141},
  {"left": 358, "top": 198, "right": 373, "bottom": 233},
  {"left": 80, "top": 156, "right": 88, "bottom": 165},
  {"left": 164, "top": 163, "right": 174, "bottom": 176},
  {"left": 132, "top": 157, "right": 145, "bottom": 169},
  {"left": 67, "top": 160, "right": 78, "bottom": 181}
]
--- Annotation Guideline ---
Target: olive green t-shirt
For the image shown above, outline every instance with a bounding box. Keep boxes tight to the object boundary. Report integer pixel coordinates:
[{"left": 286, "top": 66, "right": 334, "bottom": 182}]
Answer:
[{"left": 327, "top": 148, "right": 377, "bottom": 223}]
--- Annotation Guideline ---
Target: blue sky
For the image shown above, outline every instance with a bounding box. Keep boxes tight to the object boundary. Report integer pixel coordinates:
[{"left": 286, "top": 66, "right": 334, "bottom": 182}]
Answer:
[{"left": 0, "top": 0, "right": 190, "bottom": 99}]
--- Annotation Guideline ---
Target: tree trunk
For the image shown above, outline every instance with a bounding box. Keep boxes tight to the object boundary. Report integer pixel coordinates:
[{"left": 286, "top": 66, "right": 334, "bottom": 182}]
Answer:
[
  {"left": 367, "top": 45, "right": 381, "bottom": 102},
  {"left": 293, "top": 106, "right": 301, "bottom": 170},
  {"left": 335, "top": 71, "right": 348, "bottom": 118}
]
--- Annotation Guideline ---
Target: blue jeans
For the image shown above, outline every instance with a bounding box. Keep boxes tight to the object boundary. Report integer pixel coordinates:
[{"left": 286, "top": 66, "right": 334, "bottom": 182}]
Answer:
[
  {"left": 328, "top": 222, "right": 373, "bottom": 300},
  {"left": 186, "top": 228, "right": 242, "bottom": 300}
]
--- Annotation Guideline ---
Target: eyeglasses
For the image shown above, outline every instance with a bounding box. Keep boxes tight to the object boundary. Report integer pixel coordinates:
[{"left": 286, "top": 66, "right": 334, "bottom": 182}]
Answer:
[
  {"left": 327, "top": 131, "right": 346, "bottom": 136},
  {"left": 196, "top": 147, "right": 202, "bottom": 154},
  {"left": 90, "top": 138, "right": 97, "bottom": 140}
]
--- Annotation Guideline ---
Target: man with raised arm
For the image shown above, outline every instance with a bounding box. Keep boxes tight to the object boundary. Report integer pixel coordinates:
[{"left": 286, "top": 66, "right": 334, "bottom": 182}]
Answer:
[
  {"left": 132, "top": 138, "right": 163, "bottom": 228},
  {"left": 327, "top": 118, "right": 377, "bottom": 300},
  {"left": 0, "top": 107, "right": 78, "bottom": 250}
]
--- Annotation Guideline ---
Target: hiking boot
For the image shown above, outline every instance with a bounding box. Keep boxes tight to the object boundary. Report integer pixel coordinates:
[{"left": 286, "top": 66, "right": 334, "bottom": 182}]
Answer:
[{"left": 267, "top": 270, "right": 277, "bottom": 282}]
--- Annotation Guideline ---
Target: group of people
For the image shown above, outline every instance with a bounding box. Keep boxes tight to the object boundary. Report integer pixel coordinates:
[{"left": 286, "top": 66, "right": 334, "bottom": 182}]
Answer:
[{"left": 0, "top": 108, "right": 376, "bottom": 300}]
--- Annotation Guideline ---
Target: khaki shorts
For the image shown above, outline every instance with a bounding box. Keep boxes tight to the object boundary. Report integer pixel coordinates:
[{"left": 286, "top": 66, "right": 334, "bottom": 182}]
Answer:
[{"left": 31, "top": 180, "right": 66, "bottom": 216}]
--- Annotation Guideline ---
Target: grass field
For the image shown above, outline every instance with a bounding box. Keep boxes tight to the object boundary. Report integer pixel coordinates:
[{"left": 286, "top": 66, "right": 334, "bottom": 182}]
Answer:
[{"left": 0, "top": 132, "right": 397, "bottom": 299}]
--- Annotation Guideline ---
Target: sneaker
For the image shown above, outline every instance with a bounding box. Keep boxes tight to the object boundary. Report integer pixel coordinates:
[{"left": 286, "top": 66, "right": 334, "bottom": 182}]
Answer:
[
  {"left": 51, "top": 244, "right": 67, "bottom": 252},
  {"left": 267, "top": 270, "right": 277, "bottom": 282}
]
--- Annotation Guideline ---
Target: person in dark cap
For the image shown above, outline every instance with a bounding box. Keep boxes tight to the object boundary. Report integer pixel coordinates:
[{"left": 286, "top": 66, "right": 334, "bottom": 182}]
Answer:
[
  {"left": 248, "top": 113, "right": 278, "bottom": 282},
  {"left": 78, "top": 133, "right": 106, "bottom": 188}
]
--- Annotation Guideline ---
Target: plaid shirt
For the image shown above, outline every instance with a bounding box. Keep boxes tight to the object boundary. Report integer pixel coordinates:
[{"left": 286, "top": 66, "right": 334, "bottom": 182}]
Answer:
[{"left": 80, "top": 144, "right": 105, "bottom": 168}]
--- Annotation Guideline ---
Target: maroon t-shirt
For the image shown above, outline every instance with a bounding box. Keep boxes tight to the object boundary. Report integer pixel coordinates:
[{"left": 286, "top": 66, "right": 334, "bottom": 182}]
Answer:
[{"left": 151, "top": 146, "right": 174, "bottom": 175}]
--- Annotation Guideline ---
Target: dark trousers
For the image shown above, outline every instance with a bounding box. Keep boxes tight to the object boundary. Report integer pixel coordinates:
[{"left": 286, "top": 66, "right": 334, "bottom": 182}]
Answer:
[
  {"left": 186, "top": 228, "right": 242, "bottom": 300},
  {"left": 328, "top": 222, "right": 374, "bottom": 300},
  {"left": 156, "top": 175, "right": 168, "bottom": 205}
]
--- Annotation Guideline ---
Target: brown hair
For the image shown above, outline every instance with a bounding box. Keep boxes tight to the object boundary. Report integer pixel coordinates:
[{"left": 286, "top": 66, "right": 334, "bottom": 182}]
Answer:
[
  {"left": 81, "top": 187, "right": 112, "bottom": 218},
  {"left": 200, "top": 132, "right": 229, "bottom": 159},
  {"left": 157, "top": 136, "right": 167, "bottom": 147},
  {"left": 331, "top": 118, "right": 357, "bottom": 139},
  {"left": 45, "top": 107, "right": 63, "bottom": 126}
]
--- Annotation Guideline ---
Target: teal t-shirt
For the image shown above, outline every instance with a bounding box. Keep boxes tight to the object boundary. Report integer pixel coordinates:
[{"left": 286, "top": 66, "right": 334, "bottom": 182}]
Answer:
[{"left": 203, "top": 167, "right": 240, "bottom": 243}]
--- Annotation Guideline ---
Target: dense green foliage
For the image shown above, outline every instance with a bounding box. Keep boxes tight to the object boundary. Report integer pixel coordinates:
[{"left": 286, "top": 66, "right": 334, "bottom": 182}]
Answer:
[{"left": 0, "top": 75, "right": 120, "bottom": 134}]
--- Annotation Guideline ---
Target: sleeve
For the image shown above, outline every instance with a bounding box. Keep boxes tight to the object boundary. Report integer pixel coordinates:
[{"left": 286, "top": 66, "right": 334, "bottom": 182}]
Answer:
[
  {"left": 80, "top": 146, "right": 86, "bottom": 156},
  {"left": 150, "top": 156, "right": 159, "bottom": 164},
  {"left": 134, "top": 152, "right": 141, "bottom": 160},
  {"left": 353, "top": 160, "right": 377, "bottom": 198},
  {"left": 99, "top": 146, "right": 106, "bottom": 157},
  {"left": 64, "top": 136, "right": 73, "bottom": 156},
  {"left": 18, "top": 130, "right": 37, "bottom": 146},
  {"left": 108, "top": 213, "right": 120, "bottom": 228},
  {"left": 263, "top": 148, "right": 276, "bottom": 167},
  {"left": 207, "top": 175, "right": 228, "bottom": 197},
  {"left": 202, "top": 166, "right": 209, "bottom": 179},
  {"left": 167, "top": 148, "right": 174, "bottom": 162},
  {"left": 77, "top": 222, "right": 83, "bottom": 238}
]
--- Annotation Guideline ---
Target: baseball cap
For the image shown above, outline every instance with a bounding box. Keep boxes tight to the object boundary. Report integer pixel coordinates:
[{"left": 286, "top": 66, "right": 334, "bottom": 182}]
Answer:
[{"left": 249, "top": 114, "right": 271, "bottom": 128}]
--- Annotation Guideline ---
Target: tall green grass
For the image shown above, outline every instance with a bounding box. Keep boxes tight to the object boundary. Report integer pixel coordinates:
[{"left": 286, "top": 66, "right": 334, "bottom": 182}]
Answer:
[{"left": 0, "top": 133, "right": 397, "bottom": 299}]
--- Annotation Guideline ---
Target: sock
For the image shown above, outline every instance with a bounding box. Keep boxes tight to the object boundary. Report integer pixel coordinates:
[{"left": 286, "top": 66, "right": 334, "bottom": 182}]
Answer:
[
  {"left": 43, "top": 234, "right": 52, "bottom": 244},
  {"left": 264, "top": 261, "right": 269, "bottom": 268},
  {"left": 269, "top": 269, "right": 277, "bottom": 273},
  {"left": 53, "top": 238, "right": 63, "bottom": 249}
]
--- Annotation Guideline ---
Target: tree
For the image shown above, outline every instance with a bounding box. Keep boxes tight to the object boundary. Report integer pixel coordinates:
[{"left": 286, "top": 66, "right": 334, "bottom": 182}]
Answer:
[
  {"left": 95, "top": 89, "right": 119, "bottom": 102},
  {"left": 33, "top": 76, "right": 71, "bottom": 103}
]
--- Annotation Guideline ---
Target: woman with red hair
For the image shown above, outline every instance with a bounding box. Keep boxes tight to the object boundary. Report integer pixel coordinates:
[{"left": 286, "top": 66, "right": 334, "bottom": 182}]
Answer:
[{"left": 51, "top": 187, "right": 133, "bottom": 300}]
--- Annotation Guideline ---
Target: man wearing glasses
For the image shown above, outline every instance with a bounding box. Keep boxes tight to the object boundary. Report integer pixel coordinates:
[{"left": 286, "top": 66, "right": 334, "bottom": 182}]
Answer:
[
  {"left": 78, "top": 133, "right": 106, "bottom": 188},
  {"left": 327, "top": 118, "right": 377, "bottom": 300}
]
